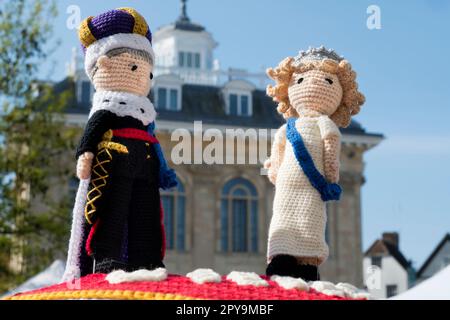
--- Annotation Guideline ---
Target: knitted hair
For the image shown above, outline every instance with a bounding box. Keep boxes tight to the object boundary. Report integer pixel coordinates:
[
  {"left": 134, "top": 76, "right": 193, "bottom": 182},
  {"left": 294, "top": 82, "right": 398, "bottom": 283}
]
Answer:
[
  {"left": 78, "top": 7, "right": 155, "bottom": 79},
  {"left": 266, "top": 53, "right": 365, "bottom": 128}
]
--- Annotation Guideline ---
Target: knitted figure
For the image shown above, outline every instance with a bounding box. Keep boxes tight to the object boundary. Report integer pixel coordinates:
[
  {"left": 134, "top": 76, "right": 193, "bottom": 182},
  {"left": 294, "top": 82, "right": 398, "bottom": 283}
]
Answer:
[
  {"left": 264, "top": 47, "right": 365, "bottom": 281},
  {"left": 63, "top": 8, "right": 177, "bottom": 282}
]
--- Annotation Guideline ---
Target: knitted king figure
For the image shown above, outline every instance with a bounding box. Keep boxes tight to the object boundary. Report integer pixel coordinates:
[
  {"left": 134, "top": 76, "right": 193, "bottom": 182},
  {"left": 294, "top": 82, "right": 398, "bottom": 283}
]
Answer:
[
  {"left": 264, "top": 47, "right": 365, "bottom": 281},
  {"left": 63, "top": 8, "right": 177, "bottom": 281}
]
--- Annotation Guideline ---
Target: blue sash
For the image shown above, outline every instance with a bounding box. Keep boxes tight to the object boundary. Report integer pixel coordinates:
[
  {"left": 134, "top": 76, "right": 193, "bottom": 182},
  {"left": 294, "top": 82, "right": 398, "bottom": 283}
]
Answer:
[{"left": 286, "top": 117, "right": 342, "bottom": 201}]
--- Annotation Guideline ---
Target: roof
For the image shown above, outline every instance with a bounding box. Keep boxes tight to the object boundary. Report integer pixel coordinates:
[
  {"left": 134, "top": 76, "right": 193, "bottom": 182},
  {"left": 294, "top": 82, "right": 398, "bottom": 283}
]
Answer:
[
  {"left": 172, "top": 18, "right": 205, "bottom": 32},
  {"left": 59, "top": 77, "right": 381, "bottom": 137},
  {"left": 158, "top": 1, "right": 205, "bottom": 33},
  {"left": 365, "top": 239, "right": 411, "bottom": 270},
  {"left": 391, "top": 265, "right": 450, "bottom": 300},
  {"left": 156, "top": 84, "right": 283, "bottom": 128},
  {"left": 417, "top": 233, "right": 450, "bottom": 278}
]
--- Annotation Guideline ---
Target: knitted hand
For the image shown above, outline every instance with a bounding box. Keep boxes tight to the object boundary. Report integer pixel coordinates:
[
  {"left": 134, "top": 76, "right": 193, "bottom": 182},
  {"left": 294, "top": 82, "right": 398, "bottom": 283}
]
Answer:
[{"left": 76, "top": 151, "right": 94, "bottom": 180}]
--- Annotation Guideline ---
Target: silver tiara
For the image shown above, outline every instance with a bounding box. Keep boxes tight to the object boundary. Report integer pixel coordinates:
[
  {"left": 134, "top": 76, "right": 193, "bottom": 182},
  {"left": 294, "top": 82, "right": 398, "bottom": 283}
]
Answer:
[{"left": 294, "top": 46, "right": 344, "bottom": 66}]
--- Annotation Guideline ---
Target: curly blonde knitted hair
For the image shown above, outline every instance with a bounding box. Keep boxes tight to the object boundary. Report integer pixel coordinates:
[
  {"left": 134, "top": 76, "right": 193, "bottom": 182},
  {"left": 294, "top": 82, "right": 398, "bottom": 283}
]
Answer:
[{"left": 266, "top": 57, "right": 365, "bottom": 127}]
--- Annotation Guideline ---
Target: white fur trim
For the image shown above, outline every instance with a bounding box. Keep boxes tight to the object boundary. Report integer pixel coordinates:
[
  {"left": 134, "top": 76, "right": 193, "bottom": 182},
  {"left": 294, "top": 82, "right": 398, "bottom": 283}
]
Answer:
[
  {"left": 309, "top": 280, "right": 337, "bottom": 291},
  {"left": 84, "top": 33, "right": 155, "bottom": 79},
  {"left": 90, "top": 91, "right": 156, "bottom": 126},
  {"left": 351, "top": 291, "right": 373, "bottom": 300},
  {"left": 310, "top": 281, "right": 346, "bottom": 297},
  {"left": 226, "top": 271, "right": 268, "bottom": 287},
  {"left": 335, "top": 283, "right": 373, "bottom": 299},
  {"left": 186, "top": 268, "right": 222, "bottom": 284},
  {"left": 335, "top": 282, "right": 358, "bottom": 296},
  {"left": 270, "top": 275, "right": 309, "bottom": 291},
  {"left": 321, "top": 289, "right": 347, "bottom": 298},
  {"left": 105, "top": 268, "right": 168, "bottom": 284},
  {"left": 308, "top": 281, "right": 372, "bottom": 299},
  {"left": 61, "top": 178, "right": 90, "bottom": 283}
]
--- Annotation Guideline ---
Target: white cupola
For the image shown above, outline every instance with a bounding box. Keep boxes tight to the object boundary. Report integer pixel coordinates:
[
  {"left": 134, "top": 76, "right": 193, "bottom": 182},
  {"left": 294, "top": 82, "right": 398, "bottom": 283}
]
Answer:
[{"left": 153, "top": 0, "right": 219, "bottom": 85}]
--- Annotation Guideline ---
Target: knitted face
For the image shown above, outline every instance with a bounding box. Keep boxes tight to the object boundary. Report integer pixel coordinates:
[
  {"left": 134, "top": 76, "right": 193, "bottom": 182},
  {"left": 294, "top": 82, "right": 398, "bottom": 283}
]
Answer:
[
  {"left": 92, "top": 51, "right": 152, "bottom": 96},
  {"left": 288, "top": 69, "right": 343, "bottom": 116}
]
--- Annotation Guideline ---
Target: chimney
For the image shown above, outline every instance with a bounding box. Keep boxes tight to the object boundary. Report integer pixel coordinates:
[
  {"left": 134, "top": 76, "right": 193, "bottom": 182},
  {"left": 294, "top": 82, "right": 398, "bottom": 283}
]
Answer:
[{"left": 382, "top": 232, "right": 399, "bottom": 248}]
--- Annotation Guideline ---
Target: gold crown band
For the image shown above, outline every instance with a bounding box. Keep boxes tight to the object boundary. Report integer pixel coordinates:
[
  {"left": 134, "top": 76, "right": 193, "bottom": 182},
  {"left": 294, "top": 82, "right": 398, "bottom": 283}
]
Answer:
[
  {"left": 117, "top": 7, "right": 149, "bottom": 37},
  {"left": 78, "top": 16, "right": 96, "bottom": 48}
]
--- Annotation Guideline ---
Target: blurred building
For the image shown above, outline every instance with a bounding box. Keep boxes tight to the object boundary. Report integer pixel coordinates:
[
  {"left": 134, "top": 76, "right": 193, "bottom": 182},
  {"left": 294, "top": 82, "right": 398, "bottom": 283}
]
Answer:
[
  {"left": 59, "top": 1, "right": 383, "bottom": 286},
  {"left": 363, "top": 232, "right": 414, "bottom": 298},
  {"left": 416, "top": 233, "right": 450, "bottom": 283}
]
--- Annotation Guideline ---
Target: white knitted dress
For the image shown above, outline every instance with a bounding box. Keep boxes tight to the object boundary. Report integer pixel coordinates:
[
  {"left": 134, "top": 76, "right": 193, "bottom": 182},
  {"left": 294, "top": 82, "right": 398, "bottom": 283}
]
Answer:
[{"left": 267, "top": 115, "right": 340, "bottom": 265}]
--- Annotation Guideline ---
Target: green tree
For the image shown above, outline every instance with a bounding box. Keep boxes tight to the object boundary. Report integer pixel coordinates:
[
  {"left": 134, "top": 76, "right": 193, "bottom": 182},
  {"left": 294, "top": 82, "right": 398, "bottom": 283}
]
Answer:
[{"left": 0, "top": 0, "right": 77, "bottom": 292}]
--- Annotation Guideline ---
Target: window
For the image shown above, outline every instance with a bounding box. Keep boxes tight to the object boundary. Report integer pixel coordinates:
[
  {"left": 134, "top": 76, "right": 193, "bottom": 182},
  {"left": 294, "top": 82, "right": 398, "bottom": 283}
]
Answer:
[
  {"left": 157, "top": 88, "right": 167, "bottom": 109},
  {"left": 178, "top": 51, "right": 201, "bottom": 69},
  {"left": 227, "top": 93, "right": 252, "bottom": 116},
  {"left": 386, "top": 284, "right": 398, "bottom": 298},
  {"left": 156, "top": 87, "right": 180, "bottom": 111},
  {"left": 229, "top": 94, "right": 238, "bottom": 116},
  {"left": 178, "top": 52, "right": 185, "bottom": 67},
  {"left": 161, "top": 180, "right": 186, "bottom": 251},
  {"left": 81, "top": 81, "right": 91, "bottom": 105},
  {"left": 371, "top": 256, "right": 382, "bottom": 268},
  {"left": 169, "top": 89, "right": 178, "bottom": 110},
  {"left": 220, "top": 178, "right": 258, "bottom": 253},
  {"left": 240, "top": 95, "right": 249, "bottom": 116},
  {"left": 194, "top": 53, "right": 201, "bottom": 68},
  {"left": 187, "top": 52, "right": 192, "bottom": 68}
]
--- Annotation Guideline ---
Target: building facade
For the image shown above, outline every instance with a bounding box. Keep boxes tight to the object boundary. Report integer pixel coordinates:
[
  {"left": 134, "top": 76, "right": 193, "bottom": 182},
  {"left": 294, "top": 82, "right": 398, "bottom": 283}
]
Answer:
[
  {"left": 62, "top": 3, "right": 383, "bottom": 286},
  {"left": 416, "top": 233, "right": 450, "bottom": 283},
  {"left": 363, "top": 232, "right": 414, "bottom": 298}
]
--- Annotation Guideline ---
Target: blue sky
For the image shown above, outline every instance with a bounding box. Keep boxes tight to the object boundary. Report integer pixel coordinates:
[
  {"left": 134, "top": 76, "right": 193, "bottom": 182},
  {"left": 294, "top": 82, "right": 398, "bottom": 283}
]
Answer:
[{"left": 44, "top": 0, "right": 450, "bottom": 269}]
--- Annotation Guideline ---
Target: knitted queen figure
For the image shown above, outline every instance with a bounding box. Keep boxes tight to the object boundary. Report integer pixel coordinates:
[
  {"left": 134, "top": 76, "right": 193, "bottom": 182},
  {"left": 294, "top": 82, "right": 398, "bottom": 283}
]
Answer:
[
  {"left": 63, "top": 8, "right": 177, "bottom": 281},
  {"left": 264, "top": 47, "right": 365, "bottom": 281}
]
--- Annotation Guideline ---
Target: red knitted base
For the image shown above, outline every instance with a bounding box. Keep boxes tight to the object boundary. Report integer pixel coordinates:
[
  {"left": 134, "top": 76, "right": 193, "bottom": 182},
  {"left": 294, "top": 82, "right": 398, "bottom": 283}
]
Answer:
[{"left": 6, "top": 274, "right": 364, "bottom": 300}]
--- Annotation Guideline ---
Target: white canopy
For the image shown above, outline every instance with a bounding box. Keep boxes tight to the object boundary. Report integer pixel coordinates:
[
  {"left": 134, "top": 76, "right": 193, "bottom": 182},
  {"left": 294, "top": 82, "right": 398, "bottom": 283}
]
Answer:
[
  {"left": 3, "top": 260, "right": 65, "bottom": 297},
  {"left": 391, "top": 265, "right": 450, "bottom": 300}
]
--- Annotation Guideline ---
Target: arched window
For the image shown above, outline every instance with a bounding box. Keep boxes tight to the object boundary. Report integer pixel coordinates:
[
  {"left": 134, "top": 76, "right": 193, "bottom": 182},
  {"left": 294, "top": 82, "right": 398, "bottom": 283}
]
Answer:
[
  {"left": 220, "top": 178, "right": 258, "bottom": 253},
  {"left": 161, "top": 179, "right": 186, "bottom": 251}
]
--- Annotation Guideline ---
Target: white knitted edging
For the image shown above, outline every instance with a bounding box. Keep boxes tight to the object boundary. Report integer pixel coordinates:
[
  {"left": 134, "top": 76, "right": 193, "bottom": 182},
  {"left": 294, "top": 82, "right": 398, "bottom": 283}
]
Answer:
[
  {"left": 226, "top": 271, "right": 268, "bottom": 287},
  {"left": 61, "top": 178, "right": 90, "bottom": 283},
  {"left": 335, "top": 282, "right": 358, "bottom": 296},
  {"left": 309, "top": 281, "right": 345, "bottom": 297},
  {"left": 270, "top": 275, "right": 309, "bottom": 291},
  {"left": 186, "top": 268, "right": 222, "bottom": 284},
  {"left": 105, "top": 268, "right": 168, "bottom": 284},
  {"left": 90, "top": 90, "right": 156, "bottom": 126}
]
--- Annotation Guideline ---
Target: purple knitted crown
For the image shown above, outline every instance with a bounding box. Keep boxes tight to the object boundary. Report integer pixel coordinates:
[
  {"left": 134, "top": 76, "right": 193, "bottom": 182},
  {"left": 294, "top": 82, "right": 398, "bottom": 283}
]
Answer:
[{"left": 79, "top": 8, "right": 152, "bottom": 52}]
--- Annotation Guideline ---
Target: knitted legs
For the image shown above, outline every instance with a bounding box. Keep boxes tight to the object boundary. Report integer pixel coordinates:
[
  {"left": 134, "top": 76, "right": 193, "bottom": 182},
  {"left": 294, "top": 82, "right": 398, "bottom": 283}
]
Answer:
[
  {"left": 127, "top": 178, "right": 164, "bottom": 271},
  {"left": 90, "top": 175, "right": 133, "bottom": 268},
  {"left": 266, "top": 254, "right": 320, "bottom": 281},
  {"left": 89, "top": 176, "right": 164, "bottom": 273},
  {"left": 266, "top": 255, "right": 298, "bottom": 277}
]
